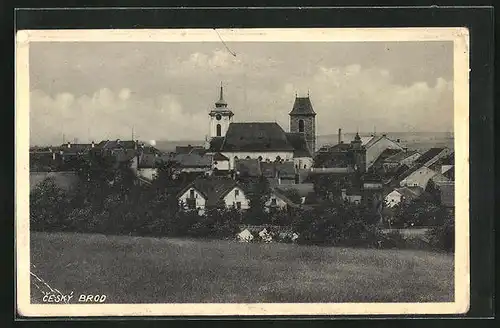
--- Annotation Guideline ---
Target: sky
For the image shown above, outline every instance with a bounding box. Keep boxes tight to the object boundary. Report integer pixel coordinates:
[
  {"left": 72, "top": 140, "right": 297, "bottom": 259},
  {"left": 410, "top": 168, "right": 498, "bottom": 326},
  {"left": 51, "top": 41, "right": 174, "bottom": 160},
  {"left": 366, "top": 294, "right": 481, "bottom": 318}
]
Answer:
[{"left": 29, "top": 41, "right": 454, "bottom": 146}]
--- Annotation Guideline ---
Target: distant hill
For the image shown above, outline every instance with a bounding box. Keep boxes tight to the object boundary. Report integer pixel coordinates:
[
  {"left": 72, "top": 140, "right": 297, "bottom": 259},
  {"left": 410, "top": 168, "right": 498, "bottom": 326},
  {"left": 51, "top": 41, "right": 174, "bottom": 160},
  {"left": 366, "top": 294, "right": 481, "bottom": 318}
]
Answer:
[{"left": 155, "top": 132, "right": 454, "bottom": 154}]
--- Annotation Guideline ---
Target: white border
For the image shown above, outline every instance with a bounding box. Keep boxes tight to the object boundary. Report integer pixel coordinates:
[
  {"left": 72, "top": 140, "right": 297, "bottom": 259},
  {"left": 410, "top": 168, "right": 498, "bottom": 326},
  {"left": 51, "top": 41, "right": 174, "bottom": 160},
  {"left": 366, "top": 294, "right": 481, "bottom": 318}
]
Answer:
[{"left": 15, "top": 28, "right": 470, "bottom": 317}]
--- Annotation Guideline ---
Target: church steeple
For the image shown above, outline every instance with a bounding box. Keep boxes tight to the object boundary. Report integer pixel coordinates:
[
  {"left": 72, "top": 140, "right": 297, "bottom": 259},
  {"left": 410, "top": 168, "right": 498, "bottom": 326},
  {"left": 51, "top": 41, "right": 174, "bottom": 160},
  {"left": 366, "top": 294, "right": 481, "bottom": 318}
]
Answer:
[
  {"left": 215, "top": 82, "right": 227, "bottom": 108},
  {"left": 209, "top": 82, "right": 234, "bottom": 139}
]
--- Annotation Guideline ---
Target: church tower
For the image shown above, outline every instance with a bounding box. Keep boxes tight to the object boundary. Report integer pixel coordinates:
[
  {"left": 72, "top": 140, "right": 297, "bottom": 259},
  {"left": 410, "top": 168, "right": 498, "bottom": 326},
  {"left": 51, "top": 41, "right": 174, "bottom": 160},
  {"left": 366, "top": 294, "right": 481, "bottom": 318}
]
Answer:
[
  {"left": 208, "top": 83, "right": 234, "bottom": 139},
  {"left": 351, "top": 132, "right": 366, "bottom": 173},
  {"left": 289, "top": 94, "right": 317, "bottom": 153}
]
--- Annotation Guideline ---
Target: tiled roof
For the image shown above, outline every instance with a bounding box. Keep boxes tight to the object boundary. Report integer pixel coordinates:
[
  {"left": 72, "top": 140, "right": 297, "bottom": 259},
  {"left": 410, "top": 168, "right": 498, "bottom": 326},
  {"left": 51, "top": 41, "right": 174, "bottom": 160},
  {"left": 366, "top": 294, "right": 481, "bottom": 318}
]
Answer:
[
  {"left": 207, "top": 137, "right": 225, "bottom": 152},
  {"left": 285, "top": 132, "right": 312, "bottom": 157},
  {"left": 289, "top": 96, "right": 316, "bottom": 116},
  {"left": 235, "top": 158, "right": 261, "bottom": 177},
  {"left": 172, "top": 153, "right": 212, "bottom": 168},
  {"left": 213, "top": 152, "right": 229, "bottom": 161},
  {"left": 138, "top": 153, "right": 160, "bottom": 168},
  {"left": 221, "top": 122, "right": 295, "bottom": 152},
  {"left": 384, "top": 150, "right": 421, "bottom": 163},
  {"left": 415, "top": 147, "right": 446, "bottom": 165},
  {"left": 260, "top": 161, "right": 296, "bottom": 179},
  {"left": 275, "top": 183, "right": 315, "bottom": 197}
]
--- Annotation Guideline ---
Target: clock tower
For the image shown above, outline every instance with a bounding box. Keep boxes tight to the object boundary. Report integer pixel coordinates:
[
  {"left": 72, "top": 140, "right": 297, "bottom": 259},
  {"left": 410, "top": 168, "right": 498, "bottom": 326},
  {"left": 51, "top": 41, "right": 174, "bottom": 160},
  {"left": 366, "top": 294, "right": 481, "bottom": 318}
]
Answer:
[{"left": 209, "top": 83, "right": 234, "bottom": 139}]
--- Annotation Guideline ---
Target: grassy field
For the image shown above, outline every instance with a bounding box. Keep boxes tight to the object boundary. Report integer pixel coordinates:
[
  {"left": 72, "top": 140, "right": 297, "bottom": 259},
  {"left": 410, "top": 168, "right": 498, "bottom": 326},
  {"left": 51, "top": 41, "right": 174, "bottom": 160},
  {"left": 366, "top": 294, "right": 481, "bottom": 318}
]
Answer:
[{"left": 30, "top": 232, "right": 454, "bottom": 304}]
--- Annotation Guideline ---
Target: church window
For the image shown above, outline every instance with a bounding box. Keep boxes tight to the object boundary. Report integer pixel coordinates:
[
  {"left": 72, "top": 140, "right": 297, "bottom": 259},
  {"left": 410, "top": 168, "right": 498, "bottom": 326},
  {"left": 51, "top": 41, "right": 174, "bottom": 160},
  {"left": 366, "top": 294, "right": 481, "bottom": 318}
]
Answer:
[
  {"left": 304, "top": 164, "right": 307, "bottom": 169},
  {"left": 234, "top": 156, "right": 238, "bottom": 161},
  {"left": 258, "top": 156, "right": 263, "bottom": 161},
  {"left": 275, "top": 156, "right": 281, "bottom": 162},
  {"left": 298, "top": 119, "right": 305, "bottom": 133},
  {"left": 246, "top": 156, "right": 251, "bottom": 159},
  {"left": 216, "top": 124, "right": 222, "bottom": 137}
]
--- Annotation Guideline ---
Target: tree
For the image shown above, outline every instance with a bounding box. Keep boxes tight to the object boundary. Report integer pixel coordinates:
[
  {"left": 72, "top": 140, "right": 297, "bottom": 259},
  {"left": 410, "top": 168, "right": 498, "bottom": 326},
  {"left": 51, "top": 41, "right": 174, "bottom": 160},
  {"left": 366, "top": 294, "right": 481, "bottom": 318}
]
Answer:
[
  {"left": 244, "top": 175, "right": 271, "bottom": 224},
  {"left": 30, "top": 177, "right": 71, "bottom": 231}
]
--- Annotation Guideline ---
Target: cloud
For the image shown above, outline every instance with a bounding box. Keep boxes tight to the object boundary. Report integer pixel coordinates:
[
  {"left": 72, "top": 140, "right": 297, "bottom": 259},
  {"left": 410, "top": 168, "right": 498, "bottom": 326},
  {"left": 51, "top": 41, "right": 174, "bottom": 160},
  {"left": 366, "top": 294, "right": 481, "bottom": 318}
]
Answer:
[
  {"left": 29, "top": 88, "right": 208, "bottom": 146},
  {"left": 29, "top": 63, "right": 454, "bottom": 146}
]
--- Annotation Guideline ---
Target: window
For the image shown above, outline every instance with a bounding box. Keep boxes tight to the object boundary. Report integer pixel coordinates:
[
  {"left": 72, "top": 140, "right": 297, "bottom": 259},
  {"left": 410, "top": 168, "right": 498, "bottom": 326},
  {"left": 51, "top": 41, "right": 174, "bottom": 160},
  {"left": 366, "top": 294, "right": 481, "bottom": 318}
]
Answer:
[
  {"left": 216, "top": 124, "right": 222, "bottom": 137},
  {"left": 304, "top": 164, "right": 307, "bottom": 169},
  {"left": 258, "top": 156, "right": 263, "bottom": 161},
  {"left": 236, "top": 202, "right": 241, "bottom": 209},
  {"left": 235, "top": 189, "right": 239, "bottom": 197},
  {"left": 246, "top": 156, "right": 251, "bottom": 159},
  {"left": 276, "top": 156, "right": 281, "bottom": 162},
  {"left": 271, "top": 198, "right": 277, "bottom": 205},
  {"left": 186, "top": 198, "right": 196, "bottom": 210},
  {"left": 298, "top": 119, "right": 305, "bottom": 132},
  {"left": 189, "top": 189, "right": 195, "bottom": 198}
]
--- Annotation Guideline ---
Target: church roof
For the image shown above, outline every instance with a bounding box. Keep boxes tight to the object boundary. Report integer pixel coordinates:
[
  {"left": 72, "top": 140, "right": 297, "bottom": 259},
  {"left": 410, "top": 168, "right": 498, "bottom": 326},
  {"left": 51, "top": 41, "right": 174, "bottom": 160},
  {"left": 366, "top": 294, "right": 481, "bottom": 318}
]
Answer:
[
  {"left": 289, "top": 96, "right": 316, "bottom": 116},
  {"left": 208, "top": 137, "right": 225, "bottom": 152},
  {"left": 221, "top": 122, "right": 295, "bottom": 152},
  {"left": 285, "top": 132, "right": 312, "bottom": 157}
]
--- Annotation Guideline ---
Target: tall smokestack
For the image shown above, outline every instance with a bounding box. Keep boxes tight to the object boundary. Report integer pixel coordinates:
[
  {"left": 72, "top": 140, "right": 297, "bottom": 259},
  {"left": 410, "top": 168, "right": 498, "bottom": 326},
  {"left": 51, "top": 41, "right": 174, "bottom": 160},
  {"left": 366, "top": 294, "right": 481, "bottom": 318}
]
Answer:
[{"left": 338, "top": 128, "right": 342, "bottom": 144}]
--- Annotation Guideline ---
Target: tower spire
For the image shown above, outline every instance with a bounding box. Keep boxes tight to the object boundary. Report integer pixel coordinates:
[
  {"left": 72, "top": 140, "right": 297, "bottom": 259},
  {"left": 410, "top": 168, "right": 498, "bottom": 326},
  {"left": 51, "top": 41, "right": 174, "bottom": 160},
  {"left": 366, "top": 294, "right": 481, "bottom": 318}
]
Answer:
[{"left": 215, "top": 82, "right": 227, "bottom": 107}]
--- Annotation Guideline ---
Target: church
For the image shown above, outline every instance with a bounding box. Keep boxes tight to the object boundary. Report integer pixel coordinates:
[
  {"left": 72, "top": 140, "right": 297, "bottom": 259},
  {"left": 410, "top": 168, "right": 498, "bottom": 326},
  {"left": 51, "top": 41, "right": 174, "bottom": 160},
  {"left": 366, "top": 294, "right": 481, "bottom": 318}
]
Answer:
[{"left": 205, "top": 85, "right": 316, "bottom": 171}]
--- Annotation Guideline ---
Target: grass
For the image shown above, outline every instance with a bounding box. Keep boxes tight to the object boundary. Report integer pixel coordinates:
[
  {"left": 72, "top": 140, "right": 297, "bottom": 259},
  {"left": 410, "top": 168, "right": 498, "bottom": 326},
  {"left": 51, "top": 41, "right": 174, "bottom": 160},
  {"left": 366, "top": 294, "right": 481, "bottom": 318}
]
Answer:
[{"left": 30, "top": 231, "right": 454, "bottom": 304}]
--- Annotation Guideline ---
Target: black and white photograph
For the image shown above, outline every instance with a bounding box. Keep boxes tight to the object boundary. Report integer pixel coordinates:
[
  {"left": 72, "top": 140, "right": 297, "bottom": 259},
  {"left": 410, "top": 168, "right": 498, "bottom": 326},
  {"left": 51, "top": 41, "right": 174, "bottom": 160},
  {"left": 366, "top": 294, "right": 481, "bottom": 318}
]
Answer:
[{"left": 16, "top": 28, "right": 470, "bottom": 316}]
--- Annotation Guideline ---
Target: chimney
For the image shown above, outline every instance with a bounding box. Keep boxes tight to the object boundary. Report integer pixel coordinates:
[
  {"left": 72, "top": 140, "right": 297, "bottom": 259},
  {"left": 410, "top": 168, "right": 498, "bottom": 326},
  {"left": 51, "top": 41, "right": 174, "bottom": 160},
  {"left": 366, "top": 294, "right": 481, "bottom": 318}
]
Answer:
[
  {"left": 91, "top": 141, "right": 95, "bottom": 148},
  {"left": 338, "top": 128, "right": 342, "bottom": 144},
  {"left": 67, "top": 142, "right": 71, "bottom": 148},
  {"left": 52, "top": 152, "right": 56, "bottom": 161}
]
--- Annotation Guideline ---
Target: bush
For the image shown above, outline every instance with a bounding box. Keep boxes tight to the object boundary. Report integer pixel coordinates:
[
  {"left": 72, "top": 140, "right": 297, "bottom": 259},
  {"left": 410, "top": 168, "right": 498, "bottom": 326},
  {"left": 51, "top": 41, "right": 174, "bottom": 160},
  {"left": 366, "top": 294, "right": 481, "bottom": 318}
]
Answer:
[
  {"left": 30, "top": 177, "right": 71, "bottom": 231},
  {"left": 426, "top": 216, "right": 454, "bottom": 252}
]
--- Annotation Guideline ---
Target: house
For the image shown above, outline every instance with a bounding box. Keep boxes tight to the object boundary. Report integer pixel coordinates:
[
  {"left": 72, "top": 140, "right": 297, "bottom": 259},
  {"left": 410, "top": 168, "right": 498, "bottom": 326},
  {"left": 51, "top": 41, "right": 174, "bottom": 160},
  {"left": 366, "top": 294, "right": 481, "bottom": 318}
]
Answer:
[
  {"left": 171, "top": 153, "right": 213, "bottom": 175},
  {"left": 205, "top": 86, "right": 314, "bottom": 171},
  {"left": 414, "top": 147, "right": 453, "bottom": 168},
  {"left": 213, "top": 152, "right": 230, "bottom": 172},
  {"left": 136, "top": 151, "right": 161, "bottom": 182},
  {"left": 264, "top": 188, "right": 300, "bottom": 212},
  {"left": 384, "top": 186, "right": 424, "bottom": 208},
  {"left": 382, "top": 150, "right": 422, "bottom": 172},
  {"left": 273, "top": 183, "right": 316, "bottom": 206},
  {"left": 177, "top": 177, "right": 250, "bottom": 214},
  {"left": 400, "top": 166, "right": 450, "bottom": 190},
  {"left": 313, "top": 132, "right": 366, "bottom": 173},
  {"left": 261, "top": 161, "right": 296, "bottom": 185},
  {"left": 341, "top": 188, "right": 362, "bottom": 204},
  {"left": 359, "top": 134, "right": 404, "bottom": 170}
]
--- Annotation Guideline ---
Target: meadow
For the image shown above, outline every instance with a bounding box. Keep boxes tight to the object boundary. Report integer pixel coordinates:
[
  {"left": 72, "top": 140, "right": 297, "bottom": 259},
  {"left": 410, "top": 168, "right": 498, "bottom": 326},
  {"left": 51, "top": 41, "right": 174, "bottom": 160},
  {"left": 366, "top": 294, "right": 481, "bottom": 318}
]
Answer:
[{"left": 30, "top": 231, "right": 454, "bottom": 304}]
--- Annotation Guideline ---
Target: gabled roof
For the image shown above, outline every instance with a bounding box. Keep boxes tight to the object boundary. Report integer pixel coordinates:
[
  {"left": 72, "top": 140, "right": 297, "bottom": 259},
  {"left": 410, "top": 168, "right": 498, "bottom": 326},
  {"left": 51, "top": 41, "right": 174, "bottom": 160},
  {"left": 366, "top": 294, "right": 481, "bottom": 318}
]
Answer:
[
  {"left": 384, "top": 150, "right": 421, "bottom": 163},
  {"left": 95, "top": 139, "right": 138, "bottom": 150},
  {"left": 285, "top": 132, "right": 312, "bottom": 157},
  {"left": 178, "top": 178, "right": 241, "bottom": 207},
  {"left": 221, "top": 122, "right": 295, "bottom": 152},
  {"left": 269, "top": 188, "right": 301, "bottom": 208},
  {"left": 289, "top": 96, "right": 316, "bottom": 116}
]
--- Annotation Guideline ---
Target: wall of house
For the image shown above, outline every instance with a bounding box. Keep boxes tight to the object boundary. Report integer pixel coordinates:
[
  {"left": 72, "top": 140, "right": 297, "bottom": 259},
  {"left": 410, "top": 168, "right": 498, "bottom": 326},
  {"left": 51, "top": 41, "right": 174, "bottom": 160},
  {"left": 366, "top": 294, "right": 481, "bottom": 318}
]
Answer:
[
  {"left": 384, "top": 191, "right": 402, "bottom": 208},
  {"left": 214, "top": 159, "right": 230, "bottom": 171},
  {"left": 178, "top": 188, "right": 206, "bottom": 210},
  {"left": 400, "top": 167, "right": 436, "bottom": 189},
  {"left": 293, "top": 157, "right": 314, "bottom": 170},
  {"left": 137, "top": 168, "right": 157, "bottom": 181},
  {"left": 222, "top": 151, "right": 294, "bottom": 170},
  {"left": 366, "top": 138, "right": 403, "bottom": 169},
  {"left": 222, "top": 187, "right": 250, "bottom": 210},
  {"left": 264, "top": 194, "right": 288, "bottom": 212}
]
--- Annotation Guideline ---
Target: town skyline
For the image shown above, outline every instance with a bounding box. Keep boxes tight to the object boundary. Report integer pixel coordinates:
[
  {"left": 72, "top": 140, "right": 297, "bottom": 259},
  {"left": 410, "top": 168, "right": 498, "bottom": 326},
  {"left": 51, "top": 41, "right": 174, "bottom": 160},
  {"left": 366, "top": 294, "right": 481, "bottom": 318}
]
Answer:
[{"left": 30, "top": 41, "right": 454, "bottom": 146}]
